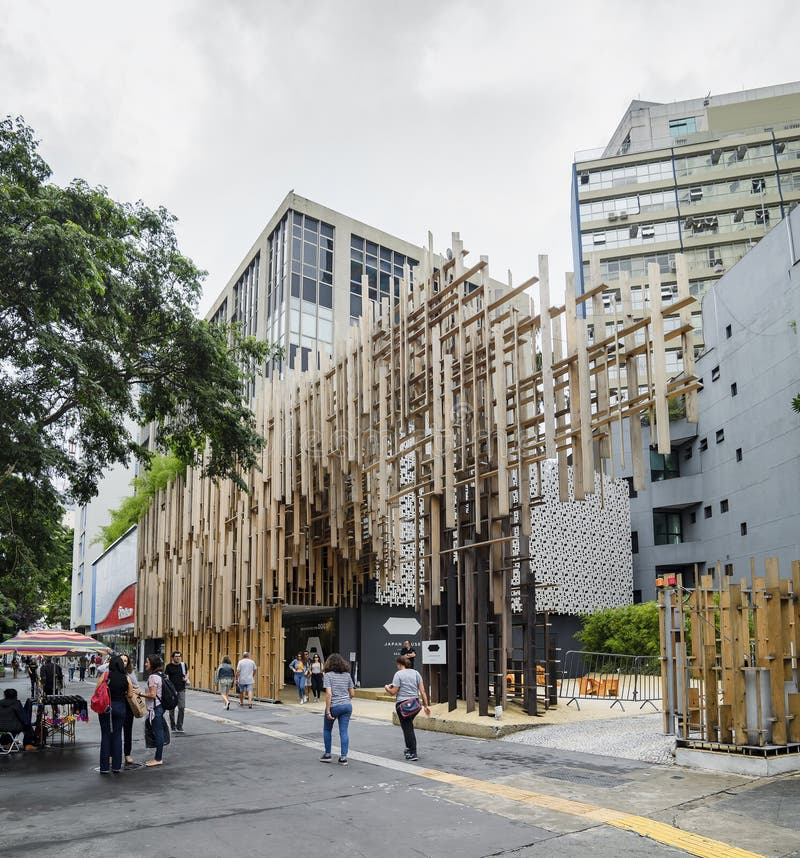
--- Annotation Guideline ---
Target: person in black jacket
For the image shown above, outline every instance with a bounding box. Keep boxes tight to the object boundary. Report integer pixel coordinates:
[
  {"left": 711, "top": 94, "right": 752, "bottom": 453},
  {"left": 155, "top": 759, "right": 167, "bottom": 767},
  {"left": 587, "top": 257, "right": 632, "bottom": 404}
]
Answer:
[
  {"left": 164, "top": 651, "right": 189, "bottom": 732},
  {"left": 0, "top": 688, "right": 35, "bottom": 749}
]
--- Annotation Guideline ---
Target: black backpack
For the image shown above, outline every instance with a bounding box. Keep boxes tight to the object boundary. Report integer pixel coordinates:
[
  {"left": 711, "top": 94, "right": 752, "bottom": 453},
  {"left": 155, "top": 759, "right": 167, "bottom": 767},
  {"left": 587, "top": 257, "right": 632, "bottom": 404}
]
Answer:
[{"left": 159, "top": 674, "right": 179, "bottom": 711}]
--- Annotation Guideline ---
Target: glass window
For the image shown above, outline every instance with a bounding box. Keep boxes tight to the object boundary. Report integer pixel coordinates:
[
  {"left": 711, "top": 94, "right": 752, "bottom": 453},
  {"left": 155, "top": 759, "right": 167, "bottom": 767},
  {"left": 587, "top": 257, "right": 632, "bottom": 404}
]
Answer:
[
  {"left": 318, "top": 318, "right": 333, "bottom": 342},
  {"left": 350, "top": 234, "right": 364, "bottom": 250},
  {"left": 653, "top": 512, "right": 682, "bottom": 545},
  {"left": 650, "top": 449, "right": 680, "bottom": 481},
  {"left": 350, "top": 294, "right": 362, "bottom": 318},
  {"left": 303, "top": 242, "right": 317, "bottom": 266},
  {"left": 320, "top": 222, "right": 334, "bottom": 239},
  {"left": 319, "top": 284, "right": 333, "bottom": 308},
  {"left": 669, "top": 117, "right": 697, "bottom": 138},
  {"left": 302, "top": 277, "right": 316, "bottom": 303}
]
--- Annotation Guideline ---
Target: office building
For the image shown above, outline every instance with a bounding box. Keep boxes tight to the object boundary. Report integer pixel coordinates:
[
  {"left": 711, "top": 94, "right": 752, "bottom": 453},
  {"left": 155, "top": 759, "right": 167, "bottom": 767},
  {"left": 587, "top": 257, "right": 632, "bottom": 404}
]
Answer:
[{"left": 572, "top": 81, "right": 800, "bottom": 383}]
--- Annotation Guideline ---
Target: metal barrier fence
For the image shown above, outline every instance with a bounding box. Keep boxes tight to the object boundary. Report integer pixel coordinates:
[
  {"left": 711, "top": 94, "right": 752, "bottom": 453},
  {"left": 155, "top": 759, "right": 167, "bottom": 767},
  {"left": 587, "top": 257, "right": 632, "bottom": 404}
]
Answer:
[{"left": 559, "top": 650, "right": 661, "bottom": 711}]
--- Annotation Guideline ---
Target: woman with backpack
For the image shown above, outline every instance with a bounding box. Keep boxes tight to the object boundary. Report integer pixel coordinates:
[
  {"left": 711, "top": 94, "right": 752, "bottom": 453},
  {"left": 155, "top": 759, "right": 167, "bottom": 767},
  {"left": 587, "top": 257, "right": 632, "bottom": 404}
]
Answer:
[
  {"left": 214, "top": 655, "right": 235, "bottom": 710},
  {"left": 95, "top": 654, "right": 136, "bottom": 774},
  {"left": 140, "top": 654, "right": 166, "bottom": 767}
]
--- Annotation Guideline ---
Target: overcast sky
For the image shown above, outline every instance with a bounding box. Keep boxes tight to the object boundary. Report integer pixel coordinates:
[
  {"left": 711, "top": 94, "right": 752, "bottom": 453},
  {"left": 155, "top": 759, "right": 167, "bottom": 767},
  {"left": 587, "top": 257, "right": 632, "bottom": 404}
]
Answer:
[{"left": 3, "top": 1, "right": 799, "bottom": 314}]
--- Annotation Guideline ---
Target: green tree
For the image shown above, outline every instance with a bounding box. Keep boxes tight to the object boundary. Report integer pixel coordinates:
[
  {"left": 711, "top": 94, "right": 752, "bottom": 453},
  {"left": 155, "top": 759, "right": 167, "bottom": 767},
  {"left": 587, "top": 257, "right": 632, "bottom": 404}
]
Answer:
[
  {"left": 576, "top": 602, "right": 661, "bottom": 657},
  {"left": 0, "top": 118, "right": 280, "bottom": 623},
  {"left": 792, "top": 393, "right": 800, "bottom": 414},
  {"left": 0, "top": 475, "right": 72, "bottom": 635}
]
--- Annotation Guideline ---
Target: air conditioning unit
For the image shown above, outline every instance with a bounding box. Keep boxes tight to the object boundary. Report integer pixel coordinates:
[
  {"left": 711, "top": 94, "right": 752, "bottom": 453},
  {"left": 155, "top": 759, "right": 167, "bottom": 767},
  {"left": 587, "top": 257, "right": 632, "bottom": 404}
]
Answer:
[
  {"left": 608, "top": 212, "right": 619, "bottom": 221},
  {"left": 684, "top": 216, "right": 695, "bottom": 229},
  {"left": 629, "top": 224, "right": 639, "bottom": 238},
  {"left": 669, "top": 262, "right": 677, "bottom": 273},
  {"left": 710, "top": 148, "right": 722, "bottom": 165},
  {"left": 733, "top": 208, "right": 744, "bottom": 223},
  {"left": 689, "top": 187, "right": 703, "bottom": 201},
  {"left": 736, "top": 144, "right": 748, "bottom": 160},
  {"left": 580, "top": 172, "right": 590, "bottom": 185},
  {"left": 618, "top": 211, "right": 628, "bottom": 220}
]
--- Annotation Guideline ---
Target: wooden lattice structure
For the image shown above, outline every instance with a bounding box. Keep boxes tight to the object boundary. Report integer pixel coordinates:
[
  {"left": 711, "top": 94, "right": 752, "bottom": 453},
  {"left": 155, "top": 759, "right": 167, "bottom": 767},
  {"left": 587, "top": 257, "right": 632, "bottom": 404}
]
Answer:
[
  {"left": 137, "top": 234, "right": 698, "bottom": 711},
  {"left": 660, "top": 559, "right": 800, "bottom": 748}
]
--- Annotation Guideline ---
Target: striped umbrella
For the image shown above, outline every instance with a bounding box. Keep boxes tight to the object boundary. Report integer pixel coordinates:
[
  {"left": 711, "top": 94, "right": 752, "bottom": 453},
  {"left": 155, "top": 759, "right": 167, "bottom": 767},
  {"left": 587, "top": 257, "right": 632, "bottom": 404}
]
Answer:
[{"left": 0, "top": 628, "right": 110, "bottom": 656}]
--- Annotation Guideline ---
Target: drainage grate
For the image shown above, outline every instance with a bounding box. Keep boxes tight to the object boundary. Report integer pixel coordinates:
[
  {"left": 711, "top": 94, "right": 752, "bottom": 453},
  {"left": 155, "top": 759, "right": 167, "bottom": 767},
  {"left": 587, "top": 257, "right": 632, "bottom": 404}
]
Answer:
[{"left": 538, "top": 767, "right": 629, "bottom": 788}]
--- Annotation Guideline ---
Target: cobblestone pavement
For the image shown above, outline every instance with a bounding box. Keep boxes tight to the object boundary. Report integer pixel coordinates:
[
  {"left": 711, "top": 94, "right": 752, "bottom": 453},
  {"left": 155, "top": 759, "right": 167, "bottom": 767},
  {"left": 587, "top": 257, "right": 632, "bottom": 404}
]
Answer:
[{"left": 502, "top": 712, "right": 676, "bottom": 765}]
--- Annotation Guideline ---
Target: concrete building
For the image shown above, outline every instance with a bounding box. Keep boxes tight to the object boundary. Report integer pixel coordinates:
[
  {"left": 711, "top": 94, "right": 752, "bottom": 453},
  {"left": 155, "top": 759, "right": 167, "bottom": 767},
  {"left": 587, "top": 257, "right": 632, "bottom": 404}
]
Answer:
[
  {"left": 613, "top": 206, "right": 800, "bottom": 602},
  {"left": 70, "top": 421, "right": 138, "bottom": 633},
  {"left": 205, "top": 191, "right": 425, "bottom": 383},
  {"left": 572, "top": 81, "right": 800, "bottom": 382}
]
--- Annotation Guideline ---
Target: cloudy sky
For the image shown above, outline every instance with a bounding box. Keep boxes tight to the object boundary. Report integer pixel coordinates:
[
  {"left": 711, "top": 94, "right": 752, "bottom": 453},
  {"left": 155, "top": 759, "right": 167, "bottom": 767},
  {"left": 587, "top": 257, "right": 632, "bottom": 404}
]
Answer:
[{"left": 2, "top": 1, "right": 799, "bottom": 314}]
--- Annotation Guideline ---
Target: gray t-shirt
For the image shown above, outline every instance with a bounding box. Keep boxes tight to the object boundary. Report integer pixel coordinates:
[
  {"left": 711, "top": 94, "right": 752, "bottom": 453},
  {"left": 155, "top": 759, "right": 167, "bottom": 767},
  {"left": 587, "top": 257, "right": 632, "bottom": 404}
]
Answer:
[
  {"left": 237, "top": 658, "right": 257, "bottom": 684},
  {"left": 323, "top": 671, "right": 354, "bottom": 706},
  {"left": 392, "top": 668, "right": 422, "bottom": 702}
]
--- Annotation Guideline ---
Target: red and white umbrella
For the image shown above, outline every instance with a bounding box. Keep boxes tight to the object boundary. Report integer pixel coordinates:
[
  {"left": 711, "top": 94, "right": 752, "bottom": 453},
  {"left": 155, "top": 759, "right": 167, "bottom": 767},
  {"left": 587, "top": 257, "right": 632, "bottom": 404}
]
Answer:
[{"left": 0, "top": 628, "right": 110, "bottom": 656}]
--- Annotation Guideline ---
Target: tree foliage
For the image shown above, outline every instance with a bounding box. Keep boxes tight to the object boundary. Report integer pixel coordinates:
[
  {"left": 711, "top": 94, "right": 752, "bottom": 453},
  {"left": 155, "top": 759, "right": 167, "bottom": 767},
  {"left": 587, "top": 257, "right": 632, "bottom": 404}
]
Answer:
[
  {"left": 792, "top": 393, "right": 800, "bottom": 414},
  {"left": 97, "top": 454, "right": 186, "bottom": 549},
  {"left": 575, "top": 602, "right": 661, "bottom": 657},
  {"left": 0, "top": 117, "right": 280, "bottom": 626}
]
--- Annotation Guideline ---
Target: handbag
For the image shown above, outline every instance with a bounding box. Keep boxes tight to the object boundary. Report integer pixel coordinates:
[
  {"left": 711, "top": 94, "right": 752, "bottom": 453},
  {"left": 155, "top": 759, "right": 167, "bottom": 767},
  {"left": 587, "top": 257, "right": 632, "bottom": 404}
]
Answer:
[
  {"left": 127, "top": 690, "right": 147, "bottom": 719},
  {"left": 144, "top": 713, "right": 171, "bottom": 748},
  {"left": 398, "top": 697, "right": 422, "bottom": 718}
]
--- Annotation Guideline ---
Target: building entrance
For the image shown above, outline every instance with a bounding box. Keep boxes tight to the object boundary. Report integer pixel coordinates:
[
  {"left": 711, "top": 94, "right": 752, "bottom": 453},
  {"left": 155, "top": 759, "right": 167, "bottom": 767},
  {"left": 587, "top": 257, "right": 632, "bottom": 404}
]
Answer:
[{"left": 282, "top": 607, "right": 335, "bottom": 684}]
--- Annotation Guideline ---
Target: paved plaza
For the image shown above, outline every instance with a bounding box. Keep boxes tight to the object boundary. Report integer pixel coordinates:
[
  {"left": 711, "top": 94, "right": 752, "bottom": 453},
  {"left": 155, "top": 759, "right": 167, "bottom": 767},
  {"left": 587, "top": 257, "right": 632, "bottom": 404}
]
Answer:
[{"left": 1, "top": 676, "right": 799, "bottom": 858}]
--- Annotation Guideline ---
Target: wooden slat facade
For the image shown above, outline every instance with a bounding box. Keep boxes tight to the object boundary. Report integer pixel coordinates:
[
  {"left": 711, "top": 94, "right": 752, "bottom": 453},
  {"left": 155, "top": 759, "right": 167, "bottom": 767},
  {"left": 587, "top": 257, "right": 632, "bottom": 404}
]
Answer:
[{"left": 138, "top": 238, "right": 698, "bottom": 707}]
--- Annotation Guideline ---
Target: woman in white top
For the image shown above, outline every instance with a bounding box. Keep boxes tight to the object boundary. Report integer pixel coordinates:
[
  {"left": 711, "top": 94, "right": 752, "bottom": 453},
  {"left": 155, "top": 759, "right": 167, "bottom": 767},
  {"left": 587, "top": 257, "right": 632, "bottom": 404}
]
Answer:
[{"left": 384, "top": 655, "right": 430, "bottom": 762}]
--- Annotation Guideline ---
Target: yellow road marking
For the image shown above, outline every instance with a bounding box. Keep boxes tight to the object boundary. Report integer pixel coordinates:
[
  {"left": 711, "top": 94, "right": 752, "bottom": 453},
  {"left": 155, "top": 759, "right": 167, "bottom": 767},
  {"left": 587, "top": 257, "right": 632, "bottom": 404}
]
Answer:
[
  {"left": 187, "top": 707, "right": 763, "bottom": 858},
  {"left": 418, "top": 769, "right": 764, "bottom": 858}
]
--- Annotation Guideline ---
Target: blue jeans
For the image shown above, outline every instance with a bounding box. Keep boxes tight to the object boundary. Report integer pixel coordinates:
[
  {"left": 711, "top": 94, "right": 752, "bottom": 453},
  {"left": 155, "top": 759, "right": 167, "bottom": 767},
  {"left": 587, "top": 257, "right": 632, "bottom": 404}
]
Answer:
[
  {"left": 294, "top": 673, "right": 306, "bottom": 701},
  {"left": 99, "top": 700, "right": 127, "bottom": 772},
  {"left": 323, "top": 703, "right": 352, "bottom": 757},
  {"left": 150, "top": 705, "right": 165, "bottom": 761}
]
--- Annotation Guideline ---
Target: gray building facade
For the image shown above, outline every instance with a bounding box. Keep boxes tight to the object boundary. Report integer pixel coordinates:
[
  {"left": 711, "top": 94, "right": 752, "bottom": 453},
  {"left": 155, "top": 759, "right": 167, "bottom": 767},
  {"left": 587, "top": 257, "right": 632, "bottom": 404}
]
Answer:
[{"left": 616, "top": 208, "right": 800, "bottom": 601}]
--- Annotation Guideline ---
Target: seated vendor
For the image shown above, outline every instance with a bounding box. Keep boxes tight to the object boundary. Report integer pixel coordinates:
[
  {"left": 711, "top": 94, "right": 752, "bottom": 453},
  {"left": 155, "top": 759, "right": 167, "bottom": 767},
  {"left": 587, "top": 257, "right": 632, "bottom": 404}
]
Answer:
[{"left": 0, "top": 688, "right": 36, "bottom": 749}]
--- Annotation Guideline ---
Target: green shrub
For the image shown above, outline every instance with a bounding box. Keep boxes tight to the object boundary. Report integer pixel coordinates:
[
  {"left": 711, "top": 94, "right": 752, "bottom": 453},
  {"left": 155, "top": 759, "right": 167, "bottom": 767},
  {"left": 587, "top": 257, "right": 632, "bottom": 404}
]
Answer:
[
  {"left": 96, "top": 453, "right": 186, "bottom": 549},
  {"left": 576, "top": 602, "right": 660, "bottom": 657}
]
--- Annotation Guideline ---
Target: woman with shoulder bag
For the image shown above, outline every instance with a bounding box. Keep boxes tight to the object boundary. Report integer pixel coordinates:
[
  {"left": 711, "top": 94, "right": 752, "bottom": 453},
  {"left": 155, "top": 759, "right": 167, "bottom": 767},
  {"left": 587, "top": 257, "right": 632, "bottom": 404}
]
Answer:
[
  {"left": 96, "top": 654, "right": 136, "bottom": 774},
  {"left": 119, "top": 652, "right": 143, "bottom": 766},
  {"left": 214, "top": 655, "right": 235, "bottom": 710},
  {"left": 384, "top": 655, "right": 430, "bottom": 762}
]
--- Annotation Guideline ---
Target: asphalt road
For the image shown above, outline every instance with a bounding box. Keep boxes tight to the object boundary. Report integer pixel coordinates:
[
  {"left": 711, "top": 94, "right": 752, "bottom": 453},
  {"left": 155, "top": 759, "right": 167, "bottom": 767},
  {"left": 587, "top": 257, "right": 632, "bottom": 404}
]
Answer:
[{"left": 1, "top": 677, "right": 798, "bottom": 858}]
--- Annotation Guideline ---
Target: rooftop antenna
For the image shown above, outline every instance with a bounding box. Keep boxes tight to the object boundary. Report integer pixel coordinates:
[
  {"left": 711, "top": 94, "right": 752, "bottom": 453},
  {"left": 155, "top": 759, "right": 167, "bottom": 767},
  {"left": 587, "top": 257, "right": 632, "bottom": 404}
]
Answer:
[{"left": 704, "top": 90, "right": 711, "bottom": 106}]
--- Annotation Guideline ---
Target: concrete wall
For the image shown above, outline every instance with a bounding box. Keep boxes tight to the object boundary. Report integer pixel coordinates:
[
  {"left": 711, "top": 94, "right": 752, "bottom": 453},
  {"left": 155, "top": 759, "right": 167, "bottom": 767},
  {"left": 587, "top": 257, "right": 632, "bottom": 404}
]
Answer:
[{"left": 615, "top": 208, "right": 800, "bottom": 601}]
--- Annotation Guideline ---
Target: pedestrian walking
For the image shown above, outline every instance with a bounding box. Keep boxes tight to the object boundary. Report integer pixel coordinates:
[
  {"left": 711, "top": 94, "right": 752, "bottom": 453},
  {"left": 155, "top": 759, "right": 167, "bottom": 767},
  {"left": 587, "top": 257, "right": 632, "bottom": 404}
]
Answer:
[
  {"left": 120, "top": 652, "right": 139, "bottom": 766},
  {"left": 384, "top": 656, "right": 431, "bottom": 762},
  {"left": 235, "top": 651, "right": 257, "bottom": 708},
  {"left": 96, "top": 654, "right": 136, "bottom": 774},
  {"left": 67, "top": 658, "right": 76, "bottom": 682},
  {"left": 164, "top": 651, "right": 189, "bottom": 732},
  {"left": 319, "top": 653, "right": 354, "bottom": 766},
  {"left": 140, "top": 654, "right": 166, "bottom": 767},
  {"left": 26, "top": 659, "right": 37, "bottom": 697},
  {"left": 289, "top": 652, "right": 306, "bottom": 703},
  {"left": 78, "top": 655, "right": 87, "bottom": 682},
  {"left": 309, "top": 654, "right": 324, "bottom": 701},
  {"left": 214, "top": 656, "right": 235, "bottom": 710},
  {"left": 11, "top": 656, "right": 19, "bottom": 679}
]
